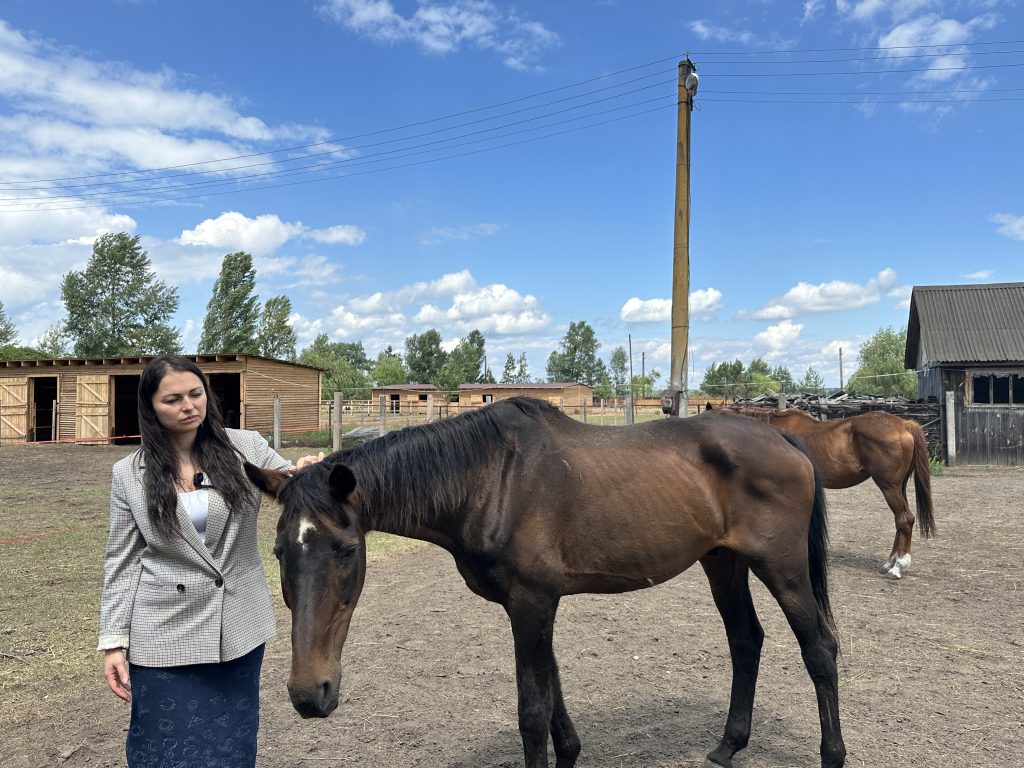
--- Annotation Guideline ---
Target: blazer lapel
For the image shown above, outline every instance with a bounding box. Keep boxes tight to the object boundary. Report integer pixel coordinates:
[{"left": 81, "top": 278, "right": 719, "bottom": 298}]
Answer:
[{"left": 202, "top": 483, "right": 230, "bottom": 554}]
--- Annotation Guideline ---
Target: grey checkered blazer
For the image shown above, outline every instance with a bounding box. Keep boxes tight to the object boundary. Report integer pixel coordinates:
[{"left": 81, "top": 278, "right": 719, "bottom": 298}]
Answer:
[{"left": 97, "top": 429, "right": 290, "bottom": 667}]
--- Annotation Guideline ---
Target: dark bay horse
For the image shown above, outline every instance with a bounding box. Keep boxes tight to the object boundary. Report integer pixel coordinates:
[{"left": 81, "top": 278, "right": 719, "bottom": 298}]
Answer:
[
  {"left": 246, "top": 397, "right": 845, "bottom": 768},
  {"left": 728, "top": 406, "right": 935, "bottom": 579}
]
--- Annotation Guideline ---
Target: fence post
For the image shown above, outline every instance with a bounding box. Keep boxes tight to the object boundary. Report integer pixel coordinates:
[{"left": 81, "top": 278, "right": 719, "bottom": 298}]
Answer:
[
  {"left": 777, "top": 392, "right": 786, "bottom": 410},
  {"left": 600, "top": 398, "right": 605, "bottom": 426},
  {"left": 624, "top": 394, "right": 634, "bottom": 425},
  {"left": 945, "top": 390, "right": 957, "bottom": 466},
  {"left": 379, "top": 395, "right": 387, "bottom": 432},
  {"left": 273, "top": 395, "right": 281, "bottom": 450},
  {"left": 427, "top": 393, "right": 434, "bottom": 423},
  {"left": 333, "top": 392, "right": 343, "bottom": 452}
]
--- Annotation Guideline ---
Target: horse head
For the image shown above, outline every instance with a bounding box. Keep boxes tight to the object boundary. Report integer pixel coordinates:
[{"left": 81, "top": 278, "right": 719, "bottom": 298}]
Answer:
[{"left": 245, "top": 460, "right": 366, "bottom": 719}]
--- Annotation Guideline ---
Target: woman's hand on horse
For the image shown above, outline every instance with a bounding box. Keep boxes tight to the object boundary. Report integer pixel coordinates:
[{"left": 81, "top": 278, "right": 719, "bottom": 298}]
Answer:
[
  {"left": 291, "top": 452, "right": 326, "bottom": 471},
  {"left": 103, "top": 648, "right": 131, "bottom": 702}
]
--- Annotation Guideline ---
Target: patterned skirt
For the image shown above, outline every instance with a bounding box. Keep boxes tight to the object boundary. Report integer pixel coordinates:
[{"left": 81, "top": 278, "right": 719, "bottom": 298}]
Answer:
[{"left": 126, "top": 644, "right": 264, "bottom": 768}]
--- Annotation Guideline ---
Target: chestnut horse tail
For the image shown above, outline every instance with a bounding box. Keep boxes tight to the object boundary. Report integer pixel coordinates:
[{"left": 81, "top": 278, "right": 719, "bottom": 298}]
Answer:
[
  {"left": 907, "top": 420, "right": 936, "bottom": 538},
  {"left": 781, "top": 432, "right": 835, "bottom": 633}
]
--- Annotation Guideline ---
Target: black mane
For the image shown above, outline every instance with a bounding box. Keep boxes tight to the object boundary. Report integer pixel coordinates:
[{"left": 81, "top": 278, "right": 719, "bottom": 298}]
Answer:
[{"left": 296, "top": 397, "right": 561, "bottom": 533}]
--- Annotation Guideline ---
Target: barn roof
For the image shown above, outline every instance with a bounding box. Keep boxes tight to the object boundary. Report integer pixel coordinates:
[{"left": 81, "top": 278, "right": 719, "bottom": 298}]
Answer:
[
  {"left": 458, "top": 382, "right": 591, "bottom": 390},
  {"left": 905, "top": 282, "right": 1024, "bottom": 367},
  {"left": 0, "top": 352, "right": 324, "bottom": 371}
]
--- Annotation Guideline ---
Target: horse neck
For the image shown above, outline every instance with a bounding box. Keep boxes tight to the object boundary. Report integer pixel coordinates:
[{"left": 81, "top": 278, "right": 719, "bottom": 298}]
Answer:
[{"left": 341, "top": 418, "right": 500, "bottom": 543}]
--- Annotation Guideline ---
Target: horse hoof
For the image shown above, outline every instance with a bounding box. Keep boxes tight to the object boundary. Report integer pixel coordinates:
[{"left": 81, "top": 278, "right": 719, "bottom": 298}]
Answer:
[
  {"left": 704, "top": 757, "right": 733, "bottom": 768},
  {"left": 885, "top": 566, "right": 903, "bottom": 579}
]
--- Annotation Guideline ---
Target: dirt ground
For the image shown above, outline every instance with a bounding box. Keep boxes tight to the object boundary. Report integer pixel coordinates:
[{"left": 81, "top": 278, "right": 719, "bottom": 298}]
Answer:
[{"left": 2, "top": 445, "right": 1022, "bottom": 768}]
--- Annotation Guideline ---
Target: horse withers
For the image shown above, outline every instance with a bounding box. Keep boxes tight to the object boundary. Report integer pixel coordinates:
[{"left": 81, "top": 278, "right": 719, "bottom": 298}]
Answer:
[
  {"left": 725, "top": 406, "right": 935, "bottom": 579},
  {"left": 246, "top": 397, "right": 846, "bottom": 768}
]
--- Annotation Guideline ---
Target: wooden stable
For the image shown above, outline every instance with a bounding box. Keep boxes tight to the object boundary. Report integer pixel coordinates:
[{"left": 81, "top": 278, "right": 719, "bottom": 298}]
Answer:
[
  {"left": 458, "top": 383, "right": 594, "bottom": 412},
  {"left": 0, "top": 354, "right": 322, "bottom": 445}
]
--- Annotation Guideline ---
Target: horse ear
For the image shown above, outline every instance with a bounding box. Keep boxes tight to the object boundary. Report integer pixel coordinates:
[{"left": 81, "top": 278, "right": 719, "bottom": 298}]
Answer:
[
  {"left": 328, "top": 464, "right": 357, "bottom": 501},
  {"left": 244, "top": 462, "right": 290, "bottom": 498}
]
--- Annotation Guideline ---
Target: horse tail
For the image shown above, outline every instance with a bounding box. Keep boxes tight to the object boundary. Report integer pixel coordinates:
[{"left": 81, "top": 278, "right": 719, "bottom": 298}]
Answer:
[
  {"left": 781, "top": 432, "right": 835, "bottom": 634},
  {"left": 907, "top": 420, "right": 936, "bottom": 538}
]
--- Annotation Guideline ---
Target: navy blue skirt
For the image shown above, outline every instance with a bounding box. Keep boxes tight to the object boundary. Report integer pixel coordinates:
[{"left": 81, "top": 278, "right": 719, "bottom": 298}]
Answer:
[{"left": 126, "top": 644, "right": 264, "bottom": 768}]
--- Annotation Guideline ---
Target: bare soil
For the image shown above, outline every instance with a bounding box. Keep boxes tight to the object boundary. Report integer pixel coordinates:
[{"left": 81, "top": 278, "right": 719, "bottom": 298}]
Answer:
[{"left": 1, "top": 445, "right": 1021, "bottom": 768}]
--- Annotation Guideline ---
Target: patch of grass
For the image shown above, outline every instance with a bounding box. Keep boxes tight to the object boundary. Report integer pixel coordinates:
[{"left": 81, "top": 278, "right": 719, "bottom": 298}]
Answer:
[{"left": 929, "top": 454, "right": 946, "bottom": 476}]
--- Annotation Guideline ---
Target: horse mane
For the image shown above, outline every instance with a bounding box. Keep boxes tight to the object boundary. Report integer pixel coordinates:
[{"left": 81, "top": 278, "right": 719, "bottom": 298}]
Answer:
[
  {"left": 731, "top": 406, "right": 776, "bottom": 423},
  {"left": 326, "top": 396, "right": 560, "bottom": 534}
]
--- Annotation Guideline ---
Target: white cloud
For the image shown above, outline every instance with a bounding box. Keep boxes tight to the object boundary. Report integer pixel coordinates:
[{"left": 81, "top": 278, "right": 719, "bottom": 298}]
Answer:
[
  {"left": 0, "top": 19, "right": 328, "bottom": 193},
  {"left": 0, "top": 197, "right": 136, "bottom": 247},
  {"left": 689, "top": 20, "right": 756, "bottom": 45},
  {"left": 991, "top": 212, "right": 1024, "bottom": 241},
  {"left": 964, "top": 269, "right": 993, "bottom": 279},
  {"left": 179, "top": 211, "right": 305, "bottom": 255},
  {"left": 420, "top": 223, "right": 502, "bottom": 245},
  {"left": 318, "top": 0, "right": 559, "bottom": 70},
  {"left": 620, "top": 288, "right": 723, "bottom": 324},
  {"left": 304, "top": 224, "right": 367, "bottom": 245},
  {"left": 754, "top": 320, "right": 804, "bottom": 351},
  {"left": 320, "top": 269, "right": 550, "bottom": 341},
  {"left": 801, "top": 0, "right": 825, "bottom": 24},
  {"left": 738, "top": 268, "right": 901, "bottom": 320}
]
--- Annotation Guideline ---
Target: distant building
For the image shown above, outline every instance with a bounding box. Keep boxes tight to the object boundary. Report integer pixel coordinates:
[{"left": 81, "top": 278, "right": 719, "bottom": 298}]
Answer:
[
  {"left": 369, "top": 383, "right": 439, "bottom": 414},
  {"left": 458, "top": 382, "right": 594, "bottom": 411},
  {"left": 905, "top": 282, "right": 1024, "bottom": 465}
]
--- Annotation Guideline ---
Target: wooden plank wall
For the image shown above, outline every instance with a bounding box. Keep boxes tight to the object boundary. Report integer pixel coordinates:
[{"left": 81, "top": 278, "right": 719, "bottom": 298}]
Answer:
[{"left": 243, "top": 358, "right": 321, "bottom": 435}]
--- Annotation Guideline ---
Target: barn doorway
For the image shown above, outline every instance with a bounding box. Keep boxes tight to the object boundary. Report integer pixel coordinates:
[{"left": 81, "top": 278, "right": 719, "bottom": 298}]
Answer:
[
  {"left": 30, "top": 376, "right": 58, "bottom": 442},
  {"left": 208, "top": 373, "right": 242, "bottom": 428},
  {"left": 112, "top": 375, "right": 141, "bottom": 444}
]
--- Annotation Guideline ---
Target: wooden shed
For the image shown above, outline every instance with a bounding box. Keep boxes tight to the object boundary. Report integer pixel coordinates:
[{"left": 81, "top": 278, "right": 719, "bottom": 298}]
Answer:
[
  {"left": 369, "top": 384, "right": 439, "bottom": 414},
  {"left": 458, "top": 383, "right": 594, "bottom": 412},
  {"left": 0, "top": 354, "right": 322, "bottom": 445},
  {"left": 905, "top": 282, "right": 1024, "bottom": 465}
]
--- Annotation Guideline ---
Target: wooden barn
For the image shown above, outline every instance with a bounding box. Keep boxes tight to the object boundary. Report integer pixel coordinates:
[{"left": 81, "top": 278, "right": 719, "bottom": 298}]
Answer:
[
  {"left": 905, "top": 282, "right": 1024, "bottom": 465},
  {"left": 369, "top": 383, "right": 439, "bottom": 414},
  {"left": 0, "top": 354, "right": 323, "bottom": 445},
  {"left": 458, "top": 382, "right": 594, "bottom": 411}
]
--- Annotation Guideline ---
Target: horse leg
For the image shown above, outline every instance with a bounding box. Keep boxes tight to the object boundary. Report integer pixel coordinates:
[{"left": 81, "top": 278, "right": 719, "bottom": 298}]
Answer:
[
  {"left": 877, "top": 481, "right": 915, "bottom": 579},
  {"left": 749, "top": 561, "right": 845, "bottom": 768},
  {"left": 699, "top": 549, "right": 764, "bottom": 768},
  {"left": 549, "top": 659, "right": 581, "bottom": 767},
  {"left": 506, "top": 590, "right": 579, "bottom": 768}
]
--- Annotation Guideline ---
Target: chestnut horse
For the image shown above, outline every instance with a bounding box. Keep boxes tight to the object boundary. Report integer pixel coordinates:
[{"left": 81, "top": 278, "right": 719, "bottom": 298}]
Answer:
[
  {"left": 729, "top": 406, "right": 935, "bottom": 579},
  {"left": 247, "top": 397, "right": 845, "bottom": 768}
]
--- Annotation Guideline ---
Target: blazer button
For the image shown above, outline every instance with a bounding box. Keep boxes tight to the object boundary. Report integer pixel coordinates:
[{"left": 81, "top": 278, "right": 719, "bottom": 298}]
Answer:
[
  {"left": 214, "top": 578, "right": 224, "bottom": 587},
  {"left": 176, "top": 584, "right": 185, "bottom": 593}
]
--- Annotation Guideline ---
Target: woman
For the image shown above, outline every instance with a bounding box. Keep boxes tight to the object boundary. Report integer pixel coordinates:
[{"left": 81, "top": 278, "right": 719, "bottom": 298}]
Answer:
[{"left": 98, "top": 355, "right": 322, "bottom": 767}]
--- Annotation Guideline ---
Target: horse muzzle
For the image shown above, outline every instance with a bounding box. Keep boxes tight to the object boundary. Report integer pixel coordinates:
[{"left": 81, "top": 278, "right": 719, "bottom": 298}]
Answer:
[{"left": 288, "top": 677, "right": 340, "bottom": 718}]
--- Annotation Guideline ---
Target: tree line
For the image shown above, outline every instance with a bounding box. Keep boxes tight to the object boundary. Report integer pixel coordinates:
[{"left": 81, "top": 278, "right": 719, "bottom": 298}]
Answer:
[{"left": 0, "top": 232, "right": 915, "bottom": 400}]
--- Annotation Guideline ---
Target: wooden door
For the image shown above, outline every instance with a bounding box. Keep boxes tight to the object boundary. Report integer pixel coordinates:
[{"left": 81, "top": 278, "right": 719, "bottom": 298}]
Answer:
[
  {"left": 0, "top": 377, "right": 29, "bottom": 443},
  {"left": 76, "top": 375, "right": 110, "bottom": 444}
]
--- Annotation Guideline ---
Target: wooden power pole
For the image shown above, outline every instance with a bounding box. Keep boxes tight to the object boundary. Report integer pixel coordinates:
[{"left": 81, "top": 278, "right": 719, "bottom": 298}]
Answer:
[{"left": 669, "top": 58, "right": 698, "bottom": 417}]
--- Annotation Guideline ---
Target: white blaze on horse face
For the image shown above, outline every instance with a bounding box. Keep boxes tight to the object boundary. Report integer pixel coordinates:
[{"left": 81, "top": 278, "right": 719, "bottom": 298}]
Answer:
[{"left": 296, "top": 517, "right": 317, "bottom": 551}]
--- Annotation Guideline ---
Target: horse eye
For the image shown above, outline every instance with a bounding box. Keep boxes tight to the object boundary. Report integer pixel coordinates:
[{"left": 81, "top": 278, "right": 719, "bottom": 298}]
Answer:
[{"left": 332, "top": 542, "right": 353, "bottom": 560}]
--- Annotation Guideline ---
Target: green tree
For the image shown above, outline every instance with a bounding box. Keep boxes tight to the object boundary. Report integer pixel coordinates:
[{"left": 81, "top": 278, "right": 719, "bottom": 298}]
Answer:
[
  {"left": 797, "top": 365, "right": 825, "bottom": 394},
  {"left": 770, "top": 364, "right": 796, "bottom": 394},
  {"left": 699, "top": 360, "right": 745, "bottom": 401},
  {"left": 500, "top": 352, "right": 517, "bottom": 383},
  {"left": 61, "top": 233, "right": 180, "bottom": 356},
  {"left": 371, "top": 346, "right": 408, "bottom": 386},
  {"left": 257, "top": 295, "right": 297, "bottom": 360},
  {"left": 0, "top": 301, "right": 16, "bottom": 346},
  {"left": 593, "top": 371, "right": 614, "bottom": 400},
  {"left": 36, "top": 323, "right": 70, "bottom": 357},
  {"left": 298, "top": 333, "right": 371, "bottom": 398},
  {"left": 546, "top": 321, "right": 606, "bottom": 385},
  {"left": 514, "top": 352, "right": 530, "bottom": 383},
  {"left": 404, "top": 329, "right": 447, "bottom": 384},
  {"left": 333, "top": 342, "right": 372, "bottom": 377},
  {"left": 846, "top": 326, "right": 917, "bottom": 397},
  {"left": 199, "top": 252, "right": 260, "bottom": 354},
  {"left": 631, "top": 369, "right": 662, "bottom": 399},
  {"left": 609, "top": 346, "right": 628, "bottom": 396},
  {"left": 743, "top": 358, "right": 775, "bottom": 398}
]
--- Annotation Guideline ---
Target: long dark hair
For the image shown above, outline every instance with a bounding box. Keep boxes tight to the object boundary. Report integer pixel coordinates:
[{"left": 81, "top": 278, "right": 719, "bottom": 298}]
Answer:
[{"left": 136, "top": 355, "right": 253, "bottom": 537}]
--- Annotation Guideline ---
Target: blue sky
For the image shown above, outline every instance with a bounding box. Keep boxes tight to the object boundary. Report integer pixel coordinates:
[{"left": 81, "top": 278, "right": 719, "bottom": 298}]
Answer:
[{"left": 0, "top": 0, "right": 1021, "bottom": 390}]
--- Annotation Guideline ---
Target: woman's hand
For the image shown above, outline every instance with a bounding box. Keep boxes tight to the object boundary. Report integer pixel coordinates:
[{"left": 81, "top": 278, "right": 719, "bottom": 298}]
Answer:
[
  {"left": 292, "top": 452, "right": 325, "bottom": 470},
  {"left": 103, "top": 648, "right": 131, "bottom": 702}
]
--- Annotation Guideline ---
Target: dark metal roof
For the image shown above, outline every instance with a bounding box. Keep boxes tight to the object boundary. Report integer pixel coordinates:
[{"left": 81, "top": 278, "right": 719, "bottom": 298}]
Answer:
[
  {"left": 905, "top": 282, "right": 1024, "bottom": 367},
  {"left": 0, "top": 352, "right": 325, "bottom": 372}
]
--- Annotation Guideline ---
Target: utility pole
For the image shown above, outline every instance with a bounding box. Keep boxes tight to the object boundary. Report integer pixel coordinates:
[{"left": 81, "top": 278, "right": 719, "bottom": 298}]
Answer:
[
  {"left": 669, "top": 57, "right": 698, "bottom": 417},
  {"left": 839, "top": 348, "right": 844, "bottom": 390}
]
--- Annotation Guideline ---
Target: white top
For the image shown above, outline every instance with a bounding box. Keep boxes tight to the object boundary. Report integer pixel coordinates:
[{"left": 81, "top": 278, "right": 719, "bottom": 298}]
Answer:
[{"left": 178, "top": 489, "right": 210, "bottom": 542}]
